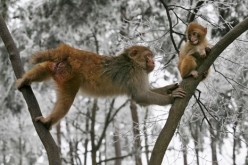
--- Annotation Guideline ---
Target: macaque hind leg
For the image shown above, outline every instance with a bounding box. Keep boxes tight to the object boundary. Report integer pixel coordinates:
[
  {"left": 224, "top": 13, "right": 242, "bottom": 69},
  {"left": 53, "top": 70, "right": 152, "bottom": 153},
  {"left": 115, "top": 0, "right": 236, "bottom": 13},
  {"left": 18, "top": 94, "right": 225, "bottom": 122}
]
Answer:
[
  {"left": 36, "top": 78, "right": 80, "bottom": 129},
  {"left": 16, "top": 62, "right": 51, "bottom": 89},
  {"left": 180, "top": 55, "right": 197, "bottom": 78}
]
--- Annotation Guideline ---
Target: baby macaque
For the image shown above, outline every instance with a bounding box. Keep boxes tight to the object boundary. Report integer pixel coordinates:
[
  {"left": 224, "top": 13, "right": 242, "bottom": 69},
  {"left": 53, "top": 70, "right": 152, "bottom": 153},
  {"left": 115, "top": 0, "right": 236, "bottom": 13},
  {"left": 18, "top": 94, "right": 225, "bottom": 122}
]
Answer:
[
  {"left": 178, "top": 22, "right": 210, "bottom": 78},
  {"left": 17, "top": 44, "right": 186, "bottom": 129}
]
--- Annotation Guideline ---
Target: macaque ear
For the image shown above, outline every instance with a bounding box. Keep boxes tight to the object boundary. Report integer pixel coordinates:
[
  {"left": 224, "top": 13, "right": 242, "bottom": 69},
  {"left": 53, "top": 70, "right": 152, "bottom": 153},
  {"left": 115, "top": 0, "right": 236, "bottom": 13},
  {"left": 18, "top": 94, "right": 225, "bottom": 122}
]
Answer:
[
  {"left": 128, "top": 49, "right": 138, "bottom": 58},
  {"left": 187, "top": 23, "right": 192, "bottom": 29},
  {"left": 204, "top": 27, "right": 207, "bottom": 33}
]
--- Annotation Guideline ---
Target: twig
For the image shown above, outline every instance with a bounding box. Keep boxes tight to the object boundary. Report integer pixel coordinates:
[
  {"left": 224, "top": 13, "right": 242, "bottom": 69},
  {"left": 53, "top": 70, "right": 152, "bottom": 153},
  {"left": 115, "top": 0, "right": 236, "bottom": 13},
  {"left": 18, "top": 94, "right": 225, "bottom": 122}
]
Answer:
[
  {"left": 193, "top": 94, "right": 212, "bottom": 128},
  {"left": 159, "top": 0, "right": 179, "bottom": 53}
]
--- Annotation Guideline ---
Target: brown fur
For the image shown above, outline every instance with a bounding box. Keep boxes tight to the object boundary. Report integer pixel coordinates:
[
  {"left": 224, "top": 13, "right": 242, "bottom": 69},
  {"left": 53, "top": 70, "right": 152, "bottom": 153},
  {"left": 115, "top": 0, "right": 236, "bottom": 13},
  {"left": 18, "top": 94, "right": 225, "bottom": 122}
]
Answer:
[
  {"left": 17, "top": 44, "right": 185, "bottom": 129},
  {"left": 178, "top": 22, "right": 209, "bottom": 78}
]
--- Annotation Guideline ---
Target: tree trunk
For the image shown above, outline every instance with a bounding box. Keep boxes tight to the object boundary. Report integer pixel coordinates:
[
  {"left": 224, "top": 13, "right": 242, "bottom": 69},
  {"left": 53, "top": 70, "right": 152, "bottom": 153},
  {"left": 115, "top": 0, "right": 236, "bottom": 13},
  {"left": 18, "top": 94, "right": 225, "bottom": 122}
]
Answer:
[
  {"left": 209, "top": 127, "right": 218, "bottom": 165},
  {"left": 84, "top": 108, "right": 90, "bottom": 165},
  {"left": 18, "top": 137, "right": 23, "bottom": 165},
  {"left": 66, "top": 119, "right": 75, "bottom": 165},
  {"left": 194, "top": 137, "right": 200, "bottom": 165},
  {"left": 113, "top": 120, "right": 122, "bottom": 165},
  {"left": 56, "top": 123, "right": 62, "bottom": 155},
  {"left": 90, "top": 99, "right": 98, "bottom": 165},
  {"left": 130, "top": 100, "right": 142, "bottom": 165},
  {"left": 232, "top": 126, "right": 237, "bottom": 165},
  {"left": 245, "top": 145, "right": 248, "bottom": 165},
  {"left": 190, "top": 123, "right": 200, "bottom": 165},
  {"left": 143, "top": 108, "right": 150, "bottom": 165},
  {"left": 181, "top": 138, "right": 188, "bottom": 165}
]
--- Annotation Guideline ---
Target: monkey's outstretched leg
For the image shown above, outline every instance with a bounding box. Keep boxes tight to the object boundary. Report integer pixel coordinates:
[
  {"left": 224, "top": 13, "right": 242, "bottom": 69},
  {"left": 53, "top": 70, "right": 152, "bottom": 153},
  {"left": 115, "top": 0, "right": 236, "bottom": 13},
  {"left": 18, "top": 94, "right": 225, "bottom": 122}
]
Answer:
[
  {"left": 36, "top": 78, "right": 80, "bottom": 129},
  {"left": 16, "top": 62, "right": 51, "bottom": 89}
]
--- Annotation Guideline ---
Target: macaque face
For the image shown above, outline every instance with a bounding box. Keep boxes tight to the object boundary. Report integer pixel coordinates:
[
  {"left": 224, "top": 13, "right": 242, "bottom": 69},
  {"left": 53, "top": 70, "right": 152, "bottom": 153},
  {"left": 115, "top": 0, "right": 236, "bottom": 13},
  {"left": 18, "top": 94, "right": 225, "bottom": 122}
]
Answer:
[
  {"left": 188, "top": 31, "right": 201, "bottom": 45},
  {"left": 187, "top": 22, "right": 207, "bottom": 45},
  {"left": 127, "top": 46, "right": 155, "bottom": 73},
  {"left": 145, "top": 51, "right": 155, "bottom": 73}
]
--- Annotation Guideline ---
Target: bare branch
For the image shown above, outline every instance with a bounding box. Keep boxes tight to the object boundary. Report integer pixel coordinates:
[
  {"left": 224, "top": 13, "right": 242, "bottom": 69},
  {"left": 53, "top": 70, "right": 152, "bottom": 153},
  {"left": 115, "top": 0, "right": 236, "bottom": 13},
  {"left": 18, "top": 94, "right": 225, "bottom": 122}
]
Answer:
[
  {"left": 159, "top": 0, "right": 179, "bottom": 53},
  {"left": 187, "top": 1, "right": 205, "bottom": 22}
]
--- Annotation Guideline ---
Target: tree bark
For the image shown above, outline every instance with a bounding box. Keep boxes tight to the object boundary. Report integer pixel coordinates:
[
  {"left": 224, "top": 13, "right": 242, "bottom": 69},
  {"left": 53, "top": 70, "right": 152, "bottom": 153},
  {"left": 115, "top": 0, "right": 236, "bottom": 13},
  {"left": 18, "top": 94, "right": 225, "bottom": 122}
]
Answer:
[
  {"left": 66, "top": 119, "right": 75, "bottom": 165},
  {"left": 84, "top": 108, "right": 90, "bottom": 165},
  {"left": 90, "top": 99, "right": 98, "bottom": 165},
  {"left": 190, "top": 123, "right": 200, "bottom": 165},
  {"left": 113, "top": 120, "right": 122, "bottom": 165},
  {"left": 143, "top": 108, "right": 150, "bottom": 165},
  {"left": 0, "top": 15, "right": 61, "bottom": 164},
  {"left": 209, "top": 127, "right": 218, "bottom": 165},
  {"left": 182, "top": 141, "right": 188, "bottom": 165},
  {"left": 56, "top": 123, "right": 62, "bottom": 157},
  {"left": 149, "top": 17, "right": 248, "bottom": 165},
  {"left": 130, "top": 100, "right": 142, "bottom": 165}
]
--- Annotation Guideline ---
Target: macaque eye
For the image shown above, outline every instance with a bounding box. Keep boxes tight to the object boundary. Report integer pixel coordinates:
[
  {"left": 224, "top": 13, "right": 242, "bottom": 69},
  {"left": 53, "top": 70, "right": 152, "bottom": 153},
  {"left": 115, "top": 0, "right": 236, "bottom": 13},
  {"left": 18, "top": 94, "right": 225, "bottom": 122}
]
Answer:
[
  {"left": 146, "top": 54, "right": 154, "bottom": 60},
  {"left": 192, "top": 31, "right": 199, "bottom": 37}
]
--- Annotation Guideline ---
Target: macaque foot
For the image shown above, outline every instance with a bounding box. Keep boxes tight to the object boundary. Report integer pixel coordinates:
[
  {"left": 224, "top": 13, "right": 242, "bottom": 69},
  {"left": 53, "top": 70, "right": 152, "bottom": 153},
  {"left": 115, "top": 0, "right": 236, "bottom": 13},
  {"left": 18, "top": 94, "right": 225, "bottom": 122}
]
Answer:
[
  {"left": 199, "top": 52, "right": 207, "bottom": 58},
  {"left": 35, "top": 116, "right": 52, "bottom": 130},
  {"left": 202, "top": 70, "right": 209, "bottom": 79},
  {"left": 190, "top": 70, "right": 199, "bottom": 78}
]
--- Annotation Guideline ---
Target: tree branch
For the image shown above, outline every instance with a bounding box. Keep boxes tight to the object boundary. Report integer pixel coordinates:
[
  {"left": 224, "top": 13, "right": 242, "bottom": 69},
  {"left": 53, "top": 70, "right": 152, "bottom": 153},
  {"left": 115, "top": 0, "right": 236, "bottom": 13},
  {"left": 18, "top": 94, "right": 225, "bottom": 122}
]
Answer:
[
  {"left": 149, "top": 17, "right": 248, "bottom": 165},
  {"left": 187, "top": 1, "right": 204, "bottom": 22},
  {"left": 0, "top": 15, "right": 61, "bottom": 164},
  {"left": 159, "top": 0, "right": 179, "bottom": 53}
]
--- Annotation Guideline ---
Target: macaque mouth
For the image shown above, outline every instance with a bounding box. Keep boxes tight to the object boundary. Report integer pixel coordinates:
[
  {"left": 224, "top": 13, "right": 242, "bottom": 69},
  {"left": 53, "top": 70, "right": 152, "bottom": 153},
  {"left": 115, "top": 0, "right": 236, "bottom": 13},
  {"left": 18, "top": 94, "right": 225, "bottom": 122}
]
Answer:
[
  {"left": 192, "top": 40, "right": 199, "bottom": 45},
  {"left": 188, "top": 38, "right": 199, "bottom": 45}
]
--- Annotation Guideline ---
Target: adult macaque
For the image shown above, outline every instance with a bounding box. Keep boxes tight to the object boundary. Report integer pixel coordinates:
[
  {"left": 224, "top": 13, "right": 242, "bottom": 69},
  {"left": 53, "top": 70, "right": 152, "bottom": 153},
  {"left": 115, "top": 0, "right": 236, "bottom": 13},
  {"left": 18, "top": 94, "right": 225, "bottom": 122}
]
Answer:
[
  {"left": 178, "top": 22, "right": 210, "bottom": 78},
  {"left": 17, "top": 44, "right": 186, "bottom": 129}
]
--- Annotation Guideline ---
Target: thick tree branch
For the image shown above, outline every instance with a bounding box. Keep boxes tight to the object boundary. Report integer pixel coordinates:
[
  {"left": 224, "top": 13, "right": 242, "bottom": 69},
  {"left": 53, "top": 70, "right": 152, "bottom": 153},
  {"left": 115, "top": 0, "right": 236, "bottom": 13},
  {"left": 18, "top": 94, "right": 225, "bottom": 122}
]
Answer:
[
  {"left": 149, "top": 17, "right": 248, "bottom": 165},
  {"left": 0, "top": 15, "right": 61, "bottom": 164}
]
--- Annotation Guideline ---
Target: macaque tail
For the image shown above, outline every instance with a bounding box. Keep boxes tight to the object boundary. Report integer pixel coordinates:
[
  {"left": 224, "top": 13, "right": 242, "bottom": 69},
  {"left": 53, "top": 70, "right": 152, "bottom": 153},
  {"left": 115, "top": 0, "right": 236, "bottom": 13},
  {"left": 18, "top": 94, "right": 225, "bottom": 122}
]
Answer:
[{"left": 31, "top": 44, "right": 70, "bottom": 64}]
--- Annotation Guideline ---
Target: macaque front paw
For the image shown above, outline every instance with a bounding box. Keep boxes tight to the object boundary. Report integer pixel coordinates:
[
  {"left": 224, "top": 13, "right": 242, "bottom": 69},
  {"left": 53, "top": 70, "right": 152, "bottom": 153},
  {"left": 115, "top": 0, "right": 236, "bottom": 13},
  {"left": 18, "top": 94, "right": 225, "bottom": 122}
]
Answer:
[
  {"left": 200, "top": 47, "right": 211, "bottom": 58},
  {"left": 205, "top": 47, "right": 211, "bottom": 55},
  {"left": 203, "top": 70, "right": 209, "bottom": 79},
  {"left": 16, "top": 78, "right": 30, "bottom": 89},
  {"left": 190, "top": 70, "right": 199, "bottom": 78},
  {"left": 163, "top": 83, "right": 179, "bottom": 94},
  {"left": 171, "top": 86, "right": 186, "bottom": 98},
  {"left": 35, "top": 116, "right": 52, "bottom": 130}
]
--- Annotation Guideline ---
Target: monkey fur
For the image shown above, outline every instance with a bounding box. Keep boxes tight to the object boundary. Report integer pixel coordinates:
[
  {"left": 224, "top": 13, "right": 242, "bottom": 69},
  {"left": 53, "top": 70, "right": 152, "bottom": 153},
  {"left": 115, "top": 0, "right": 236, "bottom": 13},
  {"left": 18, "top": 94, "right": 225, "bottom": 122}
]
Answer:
[
  {"left": 178, "top": 22, "right": 210, "bottom": 79},
  {"left": 17, "top": 44, "right": 186, "bottom": 129}
]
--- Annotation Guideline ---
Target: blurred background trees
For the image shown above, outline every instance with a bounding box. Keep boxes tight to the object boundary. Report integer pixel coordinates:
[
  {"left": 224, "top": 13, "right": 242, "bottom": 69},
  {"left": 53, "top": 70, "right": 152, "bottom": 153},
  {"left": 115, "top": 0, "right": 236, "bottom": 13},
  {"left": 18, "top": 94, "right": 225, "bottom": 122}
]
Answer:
[{"left": 0, "top": 0, "right": 248, "bottom": 164}]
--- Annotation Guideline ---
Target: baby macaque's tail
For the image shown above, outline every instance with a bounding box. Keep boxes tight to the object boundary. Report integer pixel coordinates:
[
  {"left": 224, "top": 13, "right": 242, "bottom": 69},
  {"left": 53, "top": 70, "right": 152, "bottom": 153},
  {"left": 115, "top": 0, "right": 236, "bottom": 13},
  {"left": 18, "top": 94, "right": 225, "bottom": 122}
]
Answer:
[{"left": 31, "top": 44, "right": 70, "bottom": 64}]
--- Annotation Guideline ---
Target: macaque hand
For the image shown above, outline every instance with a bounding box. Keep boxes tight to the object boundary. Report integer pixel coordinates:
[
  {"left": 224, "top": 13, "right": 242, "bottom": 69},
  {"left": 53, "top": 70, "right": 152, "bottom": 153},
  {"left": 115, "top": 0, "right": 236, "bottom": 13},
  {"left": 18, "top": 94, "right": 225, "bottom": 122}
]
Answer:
[
  {"left": 205, "top": 47, "right": 211, "bottom": 55},
  {"left": 16, "top": 78, "right": 29, "bottom": 90},
  {"left": 35, "top": 116, "right": 52, "bottom": 130},
  {"left": 171, "top": 86, "right": 186, "bottom": 98},
  {"left": 200, "top": 46, "right": 211, "bottom": 58},
  {"left": 162, "top": 83, "right": 180, "bottom": 93}
]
